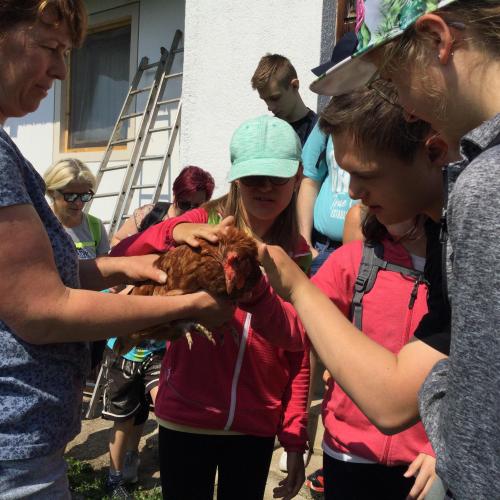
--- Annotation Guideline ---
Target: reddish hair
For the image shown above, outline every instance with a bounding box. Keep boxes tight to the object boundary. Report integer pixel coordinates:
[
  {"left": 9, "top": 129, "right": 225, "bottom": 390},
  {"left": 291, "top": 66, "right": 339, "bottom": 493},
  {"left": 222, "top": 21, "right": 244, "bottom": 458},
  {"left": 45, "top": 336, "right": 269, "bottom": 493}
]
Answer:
[{"left": 173, "top": 166, "right": 215, "bottom": 202}]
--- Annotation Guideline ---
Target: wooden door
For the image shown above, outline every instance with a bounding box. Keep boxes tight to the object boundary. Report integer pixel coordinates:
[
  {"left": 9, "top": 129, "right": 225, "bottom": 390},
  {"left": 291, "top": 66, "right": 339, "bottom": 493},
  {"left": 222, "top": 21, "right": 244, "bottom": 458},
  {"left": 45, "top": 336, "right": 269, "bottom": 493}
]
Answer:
[{"left": 336, "top": 0, "right": 357, "bottom": 41}]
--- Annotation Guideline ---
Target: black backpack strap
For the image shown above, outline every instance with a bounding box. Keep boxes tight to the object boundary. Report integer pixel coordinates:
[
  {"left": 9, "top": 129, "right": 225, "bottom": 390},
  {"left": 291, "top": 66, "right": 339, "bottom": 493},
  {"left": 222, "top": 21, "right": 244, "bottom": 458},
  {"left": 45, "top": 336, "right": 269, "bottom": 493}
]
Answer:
[
  {"left": 138, "top": 202, "right": 171, "bottom": 232},
  {"left": 351, "top": 242, "right": 424, "bottom": 330},
  {"left": 351, "top": 242, "right": 382, "bottom": 330}
]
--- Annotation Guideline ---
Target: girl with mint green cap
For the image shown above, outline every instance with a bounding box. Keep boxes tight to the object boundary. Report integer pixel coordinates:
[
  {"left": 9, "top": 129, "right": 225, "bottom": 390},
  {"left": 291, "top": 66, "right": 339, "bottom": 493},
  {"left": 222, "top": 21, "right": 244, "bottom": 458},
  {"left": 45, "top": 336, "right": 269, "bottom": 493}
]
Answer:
[
  {"left": 262, "top": 1, "right": 500, "bottom": 499},
  {"left": 111, "top": 115, "right": 312, "bottom": 500}
]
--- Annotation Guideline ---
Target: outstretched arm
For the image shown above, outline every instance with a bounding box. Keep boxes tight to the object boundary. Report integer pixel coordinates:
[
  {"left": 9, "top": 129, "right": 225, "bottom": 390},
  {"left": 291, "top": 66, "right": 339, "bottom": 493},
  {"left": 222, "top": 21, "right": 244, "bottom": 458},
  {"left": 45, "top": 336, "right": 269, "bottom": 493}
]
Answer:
[
  {"left": 0, "top": 204, "right": 234, "bottom": 345},
  {"left": 258, "top": 243, "right": 446, "bottom": 433}
]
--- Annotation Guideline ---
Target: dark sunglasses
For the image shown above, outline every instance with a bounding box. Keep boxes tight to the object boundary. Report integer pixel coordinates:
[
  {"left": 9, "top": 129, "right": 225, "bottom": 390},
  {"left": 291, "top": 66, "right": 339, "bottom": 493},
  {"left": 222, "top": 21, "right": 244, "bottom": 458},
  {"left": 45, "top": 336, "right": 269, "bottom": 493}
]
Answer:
[
  {"left": 176, "top": 200, "right": 201, "bottom": 211},
  {"left": 58, "top": 190, "right": 94, "bottom": 203},
  {"left": 239, "top": 176, "right": 291, "bottom": 187}
]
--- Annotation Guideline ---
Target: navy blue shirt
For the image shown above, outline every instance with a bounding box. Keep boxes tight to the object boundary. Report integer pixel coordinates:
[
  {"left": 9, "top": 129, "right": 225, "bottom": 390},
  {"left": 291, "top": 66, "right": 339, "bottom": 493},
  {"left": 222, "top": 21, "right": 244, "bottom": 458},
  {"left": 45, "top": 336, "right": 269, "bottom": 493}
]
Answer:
[{"left": 0, "top": 128, "right": 89, "bottom": 460}]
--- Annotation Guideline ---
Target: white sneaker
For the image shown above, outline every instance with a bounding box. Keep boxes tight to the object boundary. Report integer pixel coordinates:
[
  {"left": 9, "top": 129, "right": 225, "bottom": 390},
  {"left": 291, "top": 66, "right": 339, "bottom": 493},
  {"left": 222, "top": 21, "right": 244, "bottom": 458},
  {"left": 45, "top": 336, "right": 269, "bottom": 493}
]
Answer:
[{"left": 122, "top": 451, "right": 140, "bottom": 484}]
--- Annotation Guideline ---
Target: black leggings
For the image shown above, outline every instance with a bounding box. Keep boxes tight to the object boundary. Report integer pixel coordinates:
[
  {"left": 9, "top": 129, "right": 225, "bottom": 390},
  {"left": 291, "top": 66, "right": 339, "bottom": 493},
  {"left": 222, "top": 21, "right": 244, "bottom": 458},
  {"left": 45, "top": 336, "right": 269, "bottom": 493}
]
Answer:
[
  {"left": 323, "top": 453, "right": 416, "bottom": 500},
  {"left": 158, "top": 426, "right": 275, "bottom": 500}
]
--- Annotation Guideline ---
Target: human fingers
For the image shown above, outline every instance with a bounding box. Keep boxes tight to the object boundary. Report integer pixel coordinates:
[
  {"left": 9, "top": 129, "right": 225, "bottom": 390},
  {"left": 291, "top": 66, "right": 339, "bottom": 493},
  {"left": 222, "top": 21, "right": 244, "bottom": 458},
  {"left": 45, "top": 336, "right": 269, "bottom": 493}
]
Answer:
[
  {"left": 404, "top": 453, "right": 424, "bottom": 478},
  {"left": 218, "top": 215, "right": 235, "bottom": 233},
  {"left": 272, "top": 477, "right": 290, "bottom": 498},
  {"left": 124, "top": 254, "right": 167, "bottom": 284},
  {"left": 285, "top": 455, "right": 305, "bottom": 500},
  {"left": 192, "top": 292, "right": 235, "bottom": 326},
  {"left": 405, "top": 454, "right": 436, "bottom": 500}
]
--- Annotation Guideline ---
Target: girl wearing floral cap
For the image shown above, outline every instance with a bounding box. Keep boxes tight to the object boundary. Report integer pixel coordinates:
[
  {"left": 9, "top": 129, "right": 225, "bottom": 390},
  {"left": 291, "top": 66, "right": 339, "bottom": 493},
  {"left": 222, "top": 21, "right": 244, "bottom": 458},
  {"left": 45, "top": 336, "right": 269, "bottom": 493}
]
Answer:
[{"left": 261, "top": 1, "right": 500, "bottom": 499}]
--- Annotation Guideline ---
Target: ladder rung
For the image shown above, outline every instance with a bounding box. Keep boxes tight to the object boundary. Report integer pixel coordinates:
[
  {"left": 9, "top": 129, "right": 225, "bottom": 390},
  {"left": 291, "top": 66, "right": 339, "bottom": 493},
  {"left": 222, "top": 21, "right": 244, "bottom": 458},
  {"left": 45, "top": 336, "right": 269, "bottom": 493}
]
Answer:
[
  {"left": 130, "top": 86, "right": 152, "bottom": 96},
  {"left": 120, "top": 112, "right": 143, "bottom": 121},
  {"left": 93, "top": 191, "right": 120, "bottom": 199},
  {"left": 110, "top": 138, "right": 135, "bottom": 146},
  {"left": 101, "top": 164, "right": 128, "bottom": 172},
  {"left": 143, "top": 61, "right": 161, "bottom": 70},
  {"left": 163, "top": 72, "right": 183, "bottom": 80},
  {"left": 157, "top": 98, "right": 181, "bottom": 107},
  {"left": 139, "top": 155, "right": 164, "bottom": 161},
  {"left": 149, "top": 126, "right": 172, "bottom": 133},
  {"left": 131, "top": 184, "right": 155, "bottom": 190}
]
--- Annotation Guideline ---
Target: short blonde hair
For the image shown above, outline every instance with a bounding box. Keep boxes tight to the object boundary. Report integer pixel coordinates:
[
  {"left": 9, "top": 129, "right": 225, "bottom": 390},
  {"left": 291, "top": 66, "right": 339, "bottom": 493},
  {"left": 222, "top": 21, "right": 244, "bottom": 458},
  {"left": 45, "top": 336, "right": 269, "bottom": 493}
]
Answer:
[
  {"left": 251, "top": 54, "right": 298, "bottom": 91},
  {"left": 44, "top": 158, "right": 96, "bottom": 197}
]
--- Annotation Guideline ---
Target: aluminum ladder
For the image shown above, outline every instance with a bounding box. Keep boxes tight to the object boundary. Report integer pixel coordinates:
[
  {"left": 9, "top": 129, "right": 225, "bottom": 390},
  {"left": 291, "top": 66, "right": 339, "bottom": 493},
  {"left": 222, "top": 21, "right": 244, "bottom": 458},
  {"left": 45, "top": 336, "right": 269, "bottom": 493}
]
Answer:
[{"left": 85, "top": 29, "right": 183, "bottom": 239}]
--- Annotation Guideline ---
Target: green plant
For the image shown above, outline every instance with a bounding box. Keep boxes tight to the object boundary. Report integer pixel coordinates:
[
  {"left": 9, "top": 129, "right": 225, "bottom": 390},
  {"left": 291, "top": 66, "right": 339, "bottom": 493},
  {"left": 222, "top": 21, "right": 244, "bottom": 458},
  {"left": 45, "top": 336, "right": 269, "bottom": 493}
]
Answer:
[
  {"left": 66, "top": 457, "right": 162, "bottom": 499},
  {"left": 66, "top": 457, "right": 108, "bottom": 499}
]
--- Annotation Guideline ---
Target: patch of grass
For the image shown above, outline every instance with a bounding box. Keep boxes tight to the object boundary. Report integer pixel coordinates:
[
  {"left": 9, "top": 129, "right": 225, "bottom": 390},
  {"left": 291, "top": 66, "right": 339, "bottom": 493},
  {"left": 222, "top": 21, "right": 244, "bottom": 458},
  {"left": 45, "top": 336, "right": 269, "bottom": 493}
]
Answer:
[
  {"left": 133, "top": 486, "right": 163, "bottom": 500},
  {"left": 66, "top": 457, "right": 161, "bottom": 499},
  {"left": 66, "top": 456, "right": 108, "bottom": 499}
]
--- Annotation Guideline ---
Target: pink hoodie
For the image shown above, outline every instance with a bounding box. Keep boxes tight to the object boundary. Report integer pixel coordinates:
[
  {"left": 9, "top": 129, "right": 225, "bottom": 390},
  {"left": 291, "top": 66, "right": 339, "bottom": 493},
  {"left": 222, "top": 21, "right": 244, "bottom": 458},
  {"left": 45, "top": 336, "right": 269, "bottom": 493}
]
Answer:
[
  {"left": 311, "top": 239, "right": 434, "bottom": 465},
  {"left": 111, "top": 208, "right": 310, "bottom": 451}
]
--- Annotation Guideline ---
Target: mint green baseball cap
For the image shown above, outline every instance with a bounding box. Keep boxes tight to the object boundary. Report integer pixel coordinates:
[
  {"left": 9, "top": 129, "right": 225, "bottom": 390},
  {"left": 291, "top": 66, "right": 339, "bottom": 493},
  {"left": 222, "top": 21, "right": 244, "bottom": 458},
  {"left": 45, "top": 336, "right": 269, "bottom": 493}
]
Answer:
[
  {"left": 310, "top": 0, "right": 457, "bottom": 97},
  {"left": 228, "top": 115, "right": 301, "bottom": 182}
]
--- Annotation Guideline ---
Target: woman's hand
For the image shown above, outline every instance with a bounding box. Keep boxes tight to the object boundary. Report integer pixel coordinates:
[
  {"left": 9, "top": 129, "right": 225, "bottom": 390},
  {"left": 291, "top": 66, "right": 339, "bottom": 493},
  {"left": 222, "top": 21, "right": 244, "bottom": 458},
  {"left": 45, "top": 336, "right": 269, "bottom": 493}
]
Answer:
[
  {"left": 404, "top": 453, "right": 437, "bottom": 500},
  {"left": 273, "top": 451, "right": 305, "bottom": 500},
  {"left": 189, "top": 291, "right": 236, "bottom": 328},
  {"left": 117, "top": 254, "right": 167, "bottom": 284},
  {"left": 172, "top": 216, "right": 234, "bottom": 247},
  {"left": 257, "top": 243, "right": 310, "bottom": 303},
  {"left": 79, "top": 254, "right": 167, "bottom": 290}
]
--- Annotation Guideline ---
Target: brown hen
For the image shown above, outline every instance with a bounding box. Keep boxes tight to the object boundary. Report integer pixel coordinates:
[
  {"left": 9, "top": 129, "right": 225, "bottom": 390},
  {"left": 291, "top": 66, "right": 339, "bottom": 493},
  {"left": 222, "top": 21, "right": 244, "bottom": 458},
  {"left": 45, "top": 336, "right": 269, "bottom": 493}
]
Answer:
[{"left": 114, "top": 226, "right": 262, "bottom": 354}]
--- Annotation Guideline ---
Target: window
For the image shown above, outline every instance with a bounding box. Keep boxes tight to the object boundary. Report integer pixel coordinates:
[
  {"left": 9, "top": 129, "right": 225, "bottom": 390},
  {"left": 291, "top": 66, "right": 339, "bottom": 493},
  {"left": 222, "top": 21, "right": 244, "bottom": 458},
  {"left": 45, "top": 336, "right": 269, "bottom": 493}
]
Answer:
[
  {"left": 53, "top": 4, "right": 139, "bottom": 160},
  {"left": 67, "top": 23, "right": 131, "bottom": 149}
]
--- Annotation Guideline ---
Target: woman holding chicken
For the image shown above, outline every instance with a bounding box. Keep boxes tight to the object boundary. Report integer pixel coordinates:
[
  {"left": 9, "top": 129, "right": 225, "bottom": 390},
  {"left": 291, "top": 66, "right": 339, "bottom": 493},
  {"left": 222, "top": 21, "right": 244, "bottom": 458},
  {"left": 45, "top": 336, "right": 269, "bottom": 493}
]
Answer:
[
  {"left": 112, "top": 115, "right": 311, "bottom": 500},
  {"left": 0, "top": 1, "right": 232, "bottom": 496}
]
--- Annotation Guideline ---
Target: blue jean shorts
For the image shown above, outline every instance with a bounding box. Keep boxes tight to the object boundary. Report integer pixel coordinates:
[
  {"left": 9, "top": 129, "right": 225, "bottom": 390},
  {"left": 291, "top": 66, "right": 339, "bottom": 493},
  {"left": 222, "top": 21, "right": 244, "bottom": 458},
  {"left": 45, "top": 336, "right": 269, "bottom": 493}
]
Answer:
[{"left": 0, "top": 447, "right": 70, "bottom": 499}]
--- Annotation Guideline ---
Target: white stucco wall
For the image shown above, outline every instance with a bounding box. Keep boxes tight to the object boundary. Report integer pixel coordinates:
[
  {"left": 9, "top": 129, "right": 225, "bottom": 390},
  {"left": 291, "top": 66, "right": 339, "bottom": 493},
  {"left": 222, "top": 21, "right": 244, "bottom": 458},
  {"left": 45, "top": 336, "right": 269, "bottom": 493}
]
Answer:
[{"left": 181, "top": 0, "right": 324, "bottom": 196}]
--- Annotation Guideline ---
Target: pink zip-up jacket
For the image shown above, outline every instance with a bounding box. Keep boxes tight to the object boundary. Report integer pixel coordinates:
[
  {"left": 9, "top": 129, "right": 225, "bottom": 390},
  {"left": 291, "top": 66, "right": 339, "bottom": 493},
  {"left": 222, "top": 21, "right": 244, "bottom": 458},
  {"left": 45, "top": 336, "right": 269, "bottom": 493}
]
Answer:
[
  {"left": 311, "top": 239, "right": 434, "bottom": 465},
  {"left": 111, "top": 208, "right": 310, "bottom": 451}
]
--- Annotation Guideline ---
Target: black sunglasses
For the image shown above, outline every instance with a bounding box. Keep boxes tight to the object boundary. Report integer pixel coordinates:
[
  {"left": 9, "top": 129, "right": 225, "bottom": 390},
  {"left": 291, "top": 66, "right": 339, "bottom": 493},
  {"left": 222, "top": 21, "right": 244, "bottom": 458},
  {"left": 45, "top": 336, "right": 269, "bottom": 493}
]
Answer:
[
  {"left": 176, "top": 200, "right": 201, "bottom": 211},
  {"left": 239, "top": 176, "right": 291, "bottom": 187},
  {"left": 58, "top": 190, "right": 94, "bottom": 203}
]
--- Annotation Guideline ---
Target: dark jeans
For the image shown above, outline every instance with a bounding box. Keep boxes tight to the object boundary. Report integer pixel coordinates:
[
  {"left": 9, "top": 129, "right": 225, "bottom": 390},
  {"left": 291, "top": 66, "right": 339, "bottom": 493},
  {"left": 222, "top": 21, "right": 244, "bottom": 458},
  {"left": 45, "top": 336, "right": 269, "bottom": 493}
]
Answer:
[
  {"left": 323, "top": 454, "right": 415, "bottom": 500},
  {"left": 310, "top": 237, "right": 340, "bottom": 276},
  {"left": 158, "top": 426, "right": 274, "bottom": 500}
]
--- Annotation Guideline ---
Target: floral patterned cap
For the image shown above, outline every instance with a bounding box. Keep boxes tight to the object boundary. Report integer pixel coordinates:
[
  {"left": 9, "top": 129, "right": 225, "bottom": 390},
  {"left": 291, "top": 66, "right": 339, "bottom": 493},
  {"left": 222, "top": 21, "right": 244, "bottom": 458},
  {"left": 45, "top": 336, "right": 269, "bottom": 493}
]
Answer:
[{"left": 310, "top": 0, "right": 457, "bottom": 96}]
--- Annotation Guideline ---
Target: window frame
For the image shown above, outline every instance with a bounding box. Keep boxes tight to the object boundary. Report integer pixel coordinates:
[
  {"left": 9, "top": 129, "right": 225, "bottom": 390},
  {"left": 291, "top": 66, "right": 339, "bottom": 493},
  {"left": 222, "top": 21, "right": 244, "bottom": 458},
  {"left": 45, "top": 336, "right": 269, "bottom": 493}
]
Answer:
[
  {"left": 335, "top": 0, "right": 357, "bottom": 42},
  {"left": 53, "top": 3, "right": 139, "bottom": 162}
]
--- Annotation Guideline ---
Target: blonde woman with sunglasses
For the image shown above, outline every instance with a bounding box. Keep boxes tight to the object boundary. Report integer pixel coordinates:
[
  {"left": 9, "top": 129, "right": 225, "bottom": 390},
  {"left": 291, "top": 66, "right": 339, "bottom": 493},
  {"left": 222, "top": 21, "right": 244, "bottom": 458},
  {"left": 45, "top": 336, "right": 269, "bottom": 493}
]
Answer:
[{"left": 44, "top": 158, "right": 109, "bottom": 260}]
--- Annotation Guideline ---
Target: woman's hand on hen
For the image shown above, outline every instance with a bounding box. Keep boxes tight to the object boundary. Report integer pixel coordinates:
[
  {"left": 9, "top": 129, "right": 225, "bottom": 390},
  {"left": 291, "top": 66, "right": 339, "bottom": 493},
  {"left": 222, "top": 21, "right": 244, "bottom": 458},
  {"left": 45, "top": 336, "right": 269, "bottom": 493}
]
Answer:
[{"left": 172, "top": 216, "right": 235, "bottom": 247}]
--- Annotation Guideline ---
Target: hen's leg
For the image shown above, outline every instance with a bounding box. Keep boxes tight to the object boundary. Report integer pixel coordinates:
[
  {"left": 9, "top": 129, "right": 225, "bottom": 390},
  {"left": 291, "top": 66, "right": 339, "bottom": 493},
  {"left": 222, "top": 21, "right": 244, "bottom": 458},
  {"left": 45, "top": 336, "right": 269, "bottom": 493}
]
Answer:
[{"left": 171, "top": 320, "right": 216, "bottom": 349}]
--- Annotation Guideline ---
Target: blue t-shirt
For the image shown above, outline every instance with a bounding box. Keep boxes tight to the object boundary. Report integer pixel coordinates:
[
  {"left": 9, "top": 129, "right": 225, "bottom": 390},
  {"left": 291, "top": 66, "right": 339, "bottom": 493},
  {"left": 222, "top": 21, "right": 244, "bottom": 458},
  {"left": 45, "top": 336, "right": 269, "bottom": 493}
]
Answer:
[
  {"left": 106, "top": 337, "right": 165, "bottom": 362},
  {"left": 0, "top": 128, "right": 90, "bottom": 460},
  {"left": 302, "top": 123, "right": 358, "bottom": 242}
]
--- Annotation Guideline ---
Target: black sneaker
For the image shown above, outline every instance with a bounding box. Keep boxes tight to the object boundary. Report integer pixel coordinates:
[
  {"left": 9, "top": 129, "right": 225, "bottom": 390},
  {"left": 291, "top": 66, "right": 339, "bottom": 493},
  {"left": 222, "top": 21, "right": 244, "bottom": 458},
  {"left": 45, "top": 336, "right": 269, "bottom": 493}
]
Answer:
[{"left": 107, "top": 473, "right": 133, "bottom": 500}]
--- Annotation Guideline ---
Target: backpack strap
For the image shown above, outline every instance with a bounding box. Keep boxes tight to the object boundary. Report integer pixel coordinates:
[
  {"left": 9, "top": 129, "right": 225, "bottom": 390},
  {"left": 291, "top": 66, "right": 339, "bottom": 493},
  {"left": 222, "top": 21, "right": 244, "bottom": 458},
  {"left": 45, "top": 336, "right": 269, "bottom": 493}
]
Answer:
[
  {"left": 86, "top": 213, "right": 102, "bottom": 248},
  {"left": 351, "top": 242, "right": 423, "bottom": 330},
  {"left": 138, "top": 202, "right": 171, "bottom": 232}
]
